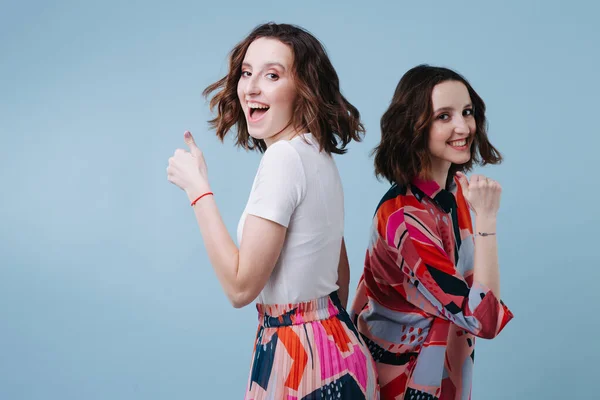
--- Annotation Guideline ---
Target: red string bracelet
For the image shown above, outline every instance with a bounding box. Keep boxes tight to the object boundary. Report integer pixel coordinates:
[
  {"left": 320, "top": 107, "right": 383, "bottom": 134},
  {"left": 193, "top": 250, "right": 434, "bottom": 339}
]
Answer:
[{"left": 190, "top": 192, "right": 213, "bottom": 206}]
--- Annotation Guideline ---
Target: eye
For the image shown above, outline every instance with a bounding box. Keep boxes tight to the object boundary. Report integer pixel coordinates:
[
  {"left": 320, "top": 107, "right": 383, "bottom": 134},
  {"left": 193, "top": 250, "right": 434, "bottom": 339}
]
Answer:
[
  {"left": 266, "top": 73, "right": 279, "bottom": 80},
  {"left": 437, "top": 113, "right": 450, "bottom": 121},
  {"left": 241, "top": 71, "right": 251, "bottom": 77},
  {"left": 463, "top": 108, "right": 474, "bottom": 117}
]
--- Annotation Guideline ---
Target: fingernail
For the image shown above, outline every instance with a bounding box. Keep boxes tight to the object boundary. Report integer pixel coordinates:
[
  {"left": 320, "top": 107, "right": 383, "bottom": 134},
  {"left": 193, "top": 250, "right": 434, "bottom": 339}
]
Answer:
[{"left": 184, "top": 131, "right": 191, "bottom": 138}]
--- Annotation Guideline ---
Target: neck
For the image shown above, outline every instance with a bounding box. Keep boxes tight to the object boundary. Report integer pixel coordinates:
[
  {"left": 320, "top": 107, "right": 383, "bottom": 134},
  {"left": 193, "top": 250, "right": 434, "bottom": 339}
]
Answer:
[{"left": 264, "top": 124, "right": 303, "bottom": 148}]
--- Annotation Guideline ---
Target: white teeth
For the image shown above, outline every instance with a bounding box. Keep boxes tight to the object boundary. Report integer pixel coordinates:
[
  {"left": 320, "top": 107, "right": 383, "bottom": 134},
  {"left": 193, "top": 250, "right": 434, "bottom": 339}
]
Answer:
[
  {"left": 247, "top": 102, "right": 269, "bottom": 109},
  {"left": 449, "top": 139, "right": 467, "bottom": 146}
]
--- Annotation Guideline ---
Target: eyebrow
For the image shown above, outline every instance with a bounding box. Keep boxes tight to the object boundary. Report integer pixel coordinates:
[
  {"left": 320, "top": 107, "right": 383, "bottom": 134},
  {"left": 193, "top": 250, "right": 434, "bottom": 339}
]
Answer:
[
  {"left": 242, "top": 62, "right": 287, "bottom": 71},
  {"left": 433, "top": 103, "right": 473, "bottom": 114}
]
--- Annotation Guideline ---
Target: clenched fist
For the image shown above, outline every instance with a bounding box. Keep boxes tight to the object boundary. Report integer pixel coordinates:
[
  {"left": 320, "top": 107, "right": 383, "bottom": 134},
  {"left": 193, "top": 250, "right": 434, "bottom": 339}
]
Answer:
[{"left": 456, "top": 172, "right": 502, "bottom": 218}]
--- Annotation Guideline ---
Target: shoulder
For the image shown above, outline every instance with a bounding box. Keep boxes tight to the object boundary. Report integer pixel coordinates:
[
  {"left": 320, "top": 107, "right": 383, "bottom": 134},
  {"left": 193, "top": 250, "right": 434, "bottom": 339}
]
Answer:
[
  {"left": 373, "top": 184, "right": 435, "bottom": 246},
  {"left": 373, "top": 184, "right": 408, "bottom": 245},
  {"left": 375, "top": 184, "right": 407, "bottom": 215},
  {"left": 254, "top": 140, "right": 307, "bottom": 197},
  {"left": 262, "top": 139, "right": 300, "bottom": 161},
  {"left": 375, "top": 184, "right": 428, "bottom": 220},
  {"left": 259, "top": 140, "right": 303, "bottom": 172}
]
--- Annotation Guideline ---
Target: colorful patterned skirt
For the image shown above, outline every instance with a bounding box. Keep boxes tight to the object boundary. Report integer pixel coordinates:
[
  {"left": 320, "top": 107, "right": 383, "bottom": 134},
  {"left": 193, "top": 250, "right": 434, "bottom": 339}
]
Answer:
[{"left": 245, "top": 291, "right": 379, "bottom": 399}]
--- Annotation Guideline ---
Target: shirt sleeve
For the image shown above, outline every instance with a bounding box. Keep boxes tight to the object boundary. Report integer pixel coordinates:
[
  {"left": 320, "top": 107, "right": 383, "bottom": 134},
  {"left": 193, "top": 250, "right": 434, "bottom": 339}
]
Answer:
[
  {"left": 245, "top": 141, "right": 306, "bottom": 228},
  {"left": 387, "top": 203, "right": 513, "bottom": 339}
]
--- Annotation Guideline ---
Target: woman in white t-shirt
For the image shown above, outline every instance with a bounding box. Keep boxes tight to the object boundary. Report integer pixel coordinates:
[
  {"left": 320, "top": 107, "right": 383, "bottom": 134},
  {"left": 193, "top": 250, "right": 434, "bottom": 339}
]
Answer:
[{"left": 167, "top": 23, "right": 379, "bottom": 399}]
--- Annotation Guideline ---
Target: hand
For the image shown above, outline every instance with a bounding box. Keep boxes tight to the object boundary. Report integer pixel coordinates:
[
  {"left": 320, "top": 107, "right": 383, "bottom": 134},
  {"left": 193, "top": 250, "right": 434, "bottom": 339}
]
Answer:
[
  {"left": 456, "top": 172, "right": 502, "bottom": 217},
  {"left": 167, "top": 131, "right": 210, "bottom": 200}
]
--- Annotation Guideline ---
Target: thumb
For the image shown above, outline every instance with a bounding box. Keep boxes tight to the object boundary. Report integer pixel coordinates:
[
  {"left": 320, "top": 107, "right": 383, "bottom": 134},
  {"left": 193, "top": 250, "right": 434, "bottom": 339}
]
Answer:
[
  {"left": 184, "top": 131, "right": 202, "bottom": 157},
  {"left": 455, "top": 171, "right": 469, "bottom": 194}
]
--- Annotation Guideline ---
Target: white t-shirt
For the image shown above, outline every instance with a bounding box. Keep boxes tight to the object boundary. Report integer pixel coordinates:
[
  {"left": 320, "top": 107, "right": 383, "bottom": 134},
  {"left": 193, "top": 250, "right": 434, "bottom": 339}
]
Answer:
[{"left": 236, "top": 133, "right": 343, "bottom": 305}]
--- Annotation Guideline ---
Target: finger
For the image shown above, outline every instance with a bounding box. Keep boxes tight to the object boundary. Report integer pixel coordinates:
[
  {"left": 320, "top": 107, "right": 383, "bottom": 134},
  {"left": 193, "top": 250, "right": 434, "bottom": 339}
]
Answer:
[
  {"left": 471, "top": 174, "right": 483, "bottom": 183},
  {"left": 184, "top": 131, "right": 202, "bottom": 158},
  {"left": 174, "top": 148, "right": 187, "bottom": 157},
  {"left": 168, "top": 157, "right": 183, "bottom": 171},
  {"left": 167, "top": 175, "right": 185, "bottom": 190},
  {"left": 455, "top": 171, "right": 469, "bottom": 194},
  {"left": 477, "top": 178, "right": 488, "bottom": 189}
]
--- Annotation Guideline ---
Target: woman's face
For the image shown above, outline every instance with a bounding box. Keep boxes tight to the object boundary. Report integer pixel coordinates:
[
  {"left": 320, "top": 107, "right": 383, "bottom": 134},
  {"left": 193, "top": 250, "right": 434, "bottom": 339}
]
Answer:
[
  {"left": 237, "top": 37, "right": 299, "bottom": 146},
  {"left": 428, "top": 80, "right": 476, "bottom": 171}
]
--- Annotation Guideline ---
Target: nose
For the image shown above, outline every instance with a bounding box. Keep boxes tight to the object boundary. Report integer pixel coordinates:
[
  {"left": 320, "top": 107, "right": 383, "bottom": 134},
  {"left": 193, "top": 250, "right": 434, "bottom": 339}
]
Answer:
[
  {"left": 244, "top": 74, "right": 261, "bottom": 96},
  {"left": 453, "top": 116, "right": 470, "bottom": 135}
]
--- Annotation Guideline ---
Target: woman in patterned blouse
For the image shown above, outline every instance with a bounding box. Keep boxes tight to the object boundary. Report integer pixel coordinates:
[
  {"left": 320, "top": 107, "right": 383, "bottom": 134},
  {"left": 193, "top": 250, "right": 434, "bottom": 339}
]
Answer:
[{"left": 351, "top": 64, "right": 513, "bottom": 400}]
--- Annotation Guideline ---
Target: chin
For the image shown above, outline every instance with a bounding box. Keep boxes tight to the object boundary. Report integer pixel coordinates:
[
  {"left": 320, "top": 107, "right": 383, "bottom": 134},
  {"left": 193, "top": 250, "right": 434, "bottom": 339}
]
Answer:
[
  {"left": 447, "top": 153, "right": 471, "bottom": 165},
  {"left": 248, "top": 128, "right": 268, "bottom": 141},
  {"left": 454, "top": 157, "right": 471, "bottom": 165}
]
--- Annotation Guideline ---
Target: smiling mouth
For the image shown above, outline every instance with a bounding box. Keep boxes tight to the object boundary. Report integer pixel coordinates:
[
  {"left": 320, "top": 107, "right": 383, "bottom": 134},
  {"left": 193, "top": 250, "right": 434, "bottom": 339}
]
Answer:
[
  {"left": 447, "top": 138, "right": 470, "bottom": 149},
  {"left": 248, "top": 102, "right": 270, "bottom": 122}
]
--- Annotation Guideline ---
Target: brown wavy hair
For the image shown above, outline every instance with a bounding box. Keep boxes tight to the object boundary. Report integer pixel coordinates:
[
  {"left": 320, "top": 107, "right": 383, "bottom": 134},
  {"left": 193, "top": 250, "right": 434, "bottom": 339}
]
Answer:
[
  {"left": 202, "top": 23, "right": 364, "bottom": 154},
  {"left": 373, "top": 64, "right": 502, "bottom": 187}
]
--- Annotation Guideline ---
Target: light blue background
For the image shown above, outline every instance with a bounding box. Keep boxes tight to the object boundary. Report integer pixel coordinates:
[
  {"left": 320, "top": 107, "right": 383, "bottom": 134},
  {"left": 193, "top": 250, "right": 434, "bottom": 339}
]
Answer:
[{"left": 1, "top": 0, "right": 598, "bottom": 398}]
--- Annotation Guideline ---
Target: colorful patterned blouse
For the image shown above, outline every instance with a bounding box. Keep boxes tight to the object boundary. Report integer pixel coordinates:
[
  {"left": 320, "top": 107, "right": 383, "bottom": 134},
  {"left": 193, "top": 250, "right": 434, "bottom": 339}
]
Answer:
[{"left": 351, "top": 176, "right": 513, "bottom": 400}]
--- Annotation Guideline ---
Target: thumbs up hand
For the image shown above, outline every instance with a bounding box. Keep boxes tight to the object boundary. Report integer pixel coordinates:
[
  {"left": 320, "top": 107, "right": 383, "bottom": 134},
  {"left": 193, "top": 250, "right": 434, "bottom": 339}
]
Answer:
[{"left": 167, "top": 131, "right": 210, "bottom": 199}]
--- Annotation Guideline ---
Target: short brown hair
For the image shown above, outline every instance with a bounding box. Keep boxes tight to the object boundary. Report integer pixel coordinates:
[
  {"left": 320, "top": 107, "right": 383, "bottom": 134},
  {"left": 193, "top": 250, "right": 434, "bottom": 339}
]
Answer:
[
  {"left": 203, "top": 23, "right": 364, "bottom": 154},
  {"left": 373, "top": 64, "right": 502, "bottom": 186}
]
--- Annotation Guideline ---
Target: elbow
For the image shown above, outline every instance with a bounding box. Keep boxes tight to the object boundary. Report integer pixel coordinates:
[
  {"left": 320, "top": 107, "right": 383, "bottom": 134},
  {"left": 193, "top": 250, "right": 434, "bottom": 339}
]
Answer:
[
  {"left": 453, "top": 318, "right": 501, "bottom": 339},
  {"left": 227, "top": 290, "right": 255, "bottom": 309},
  {"left": 476, "top": 329, "right": 500, "bottom": 340},
  {"left": 476, "top": 317, "right": 512, "bottom": 339},
  {"left": 455, "top": 324, "right": 498, "bottom": 340},
  {"left": 469, "top": 299, "right": 513, "bottom": 339},
  {"left": 472, "top": 318, "right": 508, "bottom": 339},
  {"left": 230, "top": 299, "right": 247, "bottom": 309}
]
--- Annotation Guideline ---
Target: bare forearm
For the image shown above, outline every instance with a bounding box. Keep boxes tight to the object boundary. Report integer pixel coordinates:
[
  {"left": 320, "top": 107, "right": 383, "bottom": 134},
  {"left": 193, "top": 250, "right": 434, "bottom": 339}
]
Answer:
[
  {"left": 473, "top": 216, "right": 501, "bottom": 297},
  {"left": 337, "top": 238, "right": 350, "bottom": 309},
  {"left": 188, "top": 193, "right": 240, "bottom": 295},
  {"left": 168, "top": 132, "right": 278, "bottom": 309}
]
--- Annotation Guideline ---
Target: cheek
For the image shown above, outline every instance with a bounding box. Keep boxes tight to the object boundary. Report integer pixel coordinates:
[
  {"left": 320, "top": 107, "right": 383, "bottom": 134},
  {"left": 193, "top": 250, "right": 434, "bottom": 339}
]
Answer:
[
  {"left": 271, "top": 83, "right": 297, "bottom": 111},
  {"left": 236, "top": 80, "right": 244, "bottom": 102},
  {"left": 469, "top": 120, "right": 477, "bottom": 133},
  {"left": 428, "top": 125, "right": 447, "bottom": 149}
]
